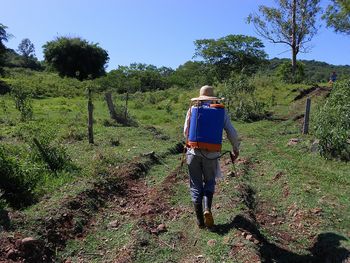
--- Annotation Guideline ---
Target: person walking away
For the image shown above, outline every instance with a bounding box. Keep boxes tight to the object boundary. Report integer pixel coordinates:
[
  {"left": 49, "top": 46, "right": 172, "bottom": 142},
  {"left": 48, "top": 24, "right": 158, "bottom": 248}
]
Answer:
[
  {"left": 183, "top": 85, "right": 240, "bottom": 229},
  {"left": 329, "top": 71, "right": 337, "bottom": 86}
]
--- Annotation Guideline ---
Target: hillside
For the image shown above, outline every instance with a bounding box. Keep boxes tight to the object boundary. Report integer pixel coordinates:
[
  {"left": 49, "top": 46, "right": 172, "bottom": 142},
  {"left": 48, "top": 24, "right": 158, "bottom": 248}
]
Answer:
[
  {"left": 268, "top": 57, "right": 350, "bottom": 83},
  {"left": 0, "top": 67, "right": 349, "bottom": 263}
]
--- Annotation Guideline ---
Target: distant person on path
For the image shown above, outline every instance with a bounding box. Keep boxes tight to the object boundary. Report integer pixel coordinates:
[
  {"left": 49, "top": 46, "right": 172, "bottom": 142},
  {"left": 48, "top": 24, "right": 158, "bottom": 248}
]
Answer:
[
  {"left": 183, "top": 85, "right": 240, "bottom": 229},
  {"left": 329, "top": 71, "right": 337, "bottom": 85}
]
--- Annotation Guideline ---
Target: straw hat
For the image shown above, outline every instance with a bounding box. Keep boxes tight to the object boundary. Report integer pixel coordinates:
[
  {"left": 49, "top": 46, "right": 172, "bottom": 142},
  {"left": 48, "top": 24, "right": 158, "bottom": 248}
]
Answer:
[{"left": 191, "top": 85, "right": 221, "bottom": 101}]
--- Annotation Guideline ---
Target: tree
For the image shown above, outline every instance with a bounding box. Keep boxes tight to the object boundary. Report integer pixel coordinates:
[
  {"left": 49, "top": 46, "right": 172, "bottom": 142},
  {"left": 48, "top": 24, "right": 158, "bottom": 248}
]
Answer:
[
  {"left": 16, "top": 38, "right": 42, "bottom": 70},
  {"left": 0, "top": 23, "right": 11, "bottom": 53},
  {"left": 323, "top": 0, "right": 350, "bottom": 34},
  {"left": 0, "top": 23, "right": 12, "bottom": 70},
  {"left": 194, "top": 35, "right": 267, "bottom": 81},
  {"left": 17, "top": 38, "right": 35, "bottom": 58},
  {"left": 43, "top": 37, "right": 109, "bottom": 80},
  {"left": 247, "top": 0, "right": 321, "bottom": 74},
  {"left": 170, "top": 61, "right": 215, "bottom": 88},
  {"left": 95, "top": 63, "right": 173, "bottom": 93}
]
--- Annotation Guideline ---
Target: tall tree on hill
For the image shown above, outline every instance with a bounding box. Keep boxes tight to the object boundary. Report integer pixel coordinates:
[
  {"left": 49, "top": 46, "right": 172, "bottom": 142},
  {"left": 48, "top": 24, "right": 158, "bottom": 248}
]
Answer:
[
  {"left": 17, "top": 38, "right": 35, "bottom": 59},
  {"left": 323, "top": 0, "right": 350, "bottom": 35},
  {"left": 43, "top": 37, "right": 109, "bottom": 80},
  {"left": 194, "top": 34, "right": 267, "bottom": 81},
  {"left": 17, "top": 38, "right": 40, "bottom": 69},
  {"left": 247, "top": 0, "right": 321, "bottom": 75}
]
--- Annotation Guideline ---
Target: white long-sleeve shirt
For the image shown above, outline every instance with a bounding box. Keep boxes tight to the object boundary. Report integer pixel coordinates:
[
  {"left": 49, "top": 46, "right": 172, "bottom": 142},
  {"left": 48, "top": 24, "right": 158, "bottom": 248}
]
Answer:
[{"left": 183, "top": 107, "right": 240, "bottom": 158}]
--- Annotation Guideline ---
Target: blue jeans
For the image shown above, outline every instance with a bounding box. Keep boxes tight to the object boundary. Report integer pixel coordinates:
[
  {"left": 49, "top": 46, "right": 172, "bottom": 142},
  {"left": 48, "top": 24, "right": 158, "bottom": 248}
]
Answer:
[{"left": 187, "top": 154, "right": 217, "bottom": 203}]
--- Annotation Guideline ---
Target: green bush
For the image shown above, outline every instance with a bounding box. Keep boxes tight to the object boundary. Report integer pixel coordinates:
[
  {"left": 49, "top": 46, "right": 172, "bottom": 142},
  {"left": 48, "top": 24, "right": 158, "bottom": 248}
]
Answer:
[
  {"left": 223, "top": 74, "right": 268, "bottom": 122},
  {"left": 315, "top": 80, "right": 350, "bottom": 161},
  {"left": 11, "top": 82, "right": 33, "bottom": 121},
  {"left": 276, "top": 61, "right": 305, "bottom": 84},
  {"left": 31, "top": 137, "right": 75, "bottom": 173},
  {"left": 0, "top": 146, "right": 37, "bottom": 208},
  {"left": 4, "top": 68, "right": 87, "bottom": 98},
  {"left": 43, "top": 36, "right": 109, "bottom": 80},
  {"left": 232, "top": 99, "right": 267, "bottom": 122}
]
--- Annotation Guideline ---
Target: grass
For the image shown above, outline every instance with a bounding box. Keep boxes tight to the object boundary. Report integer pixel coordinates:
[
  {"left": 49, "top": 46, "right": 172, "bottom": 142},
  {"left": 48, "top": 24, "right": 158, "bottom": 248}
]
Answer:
[{"left": 1, "top": 72, "right": 349, "bottom": 262}]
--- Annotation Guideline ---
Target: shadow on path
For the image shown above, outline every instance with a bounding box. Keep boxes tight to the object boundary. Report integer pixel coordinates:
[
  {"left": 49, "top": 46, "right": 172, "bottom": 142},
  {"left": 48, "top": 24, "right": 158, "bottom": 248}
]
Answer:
[{"left": 213, "top": 214, "right": 349, "bottom": 263}]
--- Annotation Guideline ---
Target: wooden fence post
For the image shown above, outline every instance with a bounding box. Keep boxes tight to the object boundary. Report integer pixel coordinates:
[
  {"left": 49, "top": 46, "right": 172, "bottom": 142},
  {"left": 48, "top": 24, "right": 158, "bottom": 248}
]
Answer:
[
  {"left": 105, "top": 92, "right": 118, "bottom": 120},
  {"left": 88, "top": 88, "right": 94, "bottom": 144},
  {"left": 105, "top": 91, "right": 128, "bottom": 125},
  {"left": 124, "top": 92, "right": 129, "bottom": 120},
  {"left": 302, "top": 97, "right": 311, "bottom": 134}
]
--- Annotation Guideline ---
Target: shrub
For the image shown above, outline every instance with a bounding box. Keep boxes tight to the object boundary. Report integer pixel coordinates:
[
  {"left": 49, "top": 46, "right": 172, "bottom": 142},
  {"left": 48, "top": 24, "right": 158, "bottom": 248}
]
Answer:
[
  {"left": 223, "top": 74, "right": 268, "bottom": 122},
  {"left": 276, "top": 61, "right": 305, "bottom": 84},
  {"left": 11, "top": 82, "right": 33, "bottom": 121},
  {"left": 0, "top": 146, "right": 37, "bottom": 208},
  {"left": 314, "top": 80, "right": 350, "bottom": 161},
  {"left": 4, "top": 68, "right": 87, "bottom": 98},
  {"left": 31, "top": 137, "right": 75, "bottom": 173},
  {"left": 232, "top": 99, "right": 267, "bottom": 122},
  {"left": 43, "top": 36, "right": 109, "bottom": 80},
  {"left": 61, "top": 126, "right": 86, "bottom": 142}
]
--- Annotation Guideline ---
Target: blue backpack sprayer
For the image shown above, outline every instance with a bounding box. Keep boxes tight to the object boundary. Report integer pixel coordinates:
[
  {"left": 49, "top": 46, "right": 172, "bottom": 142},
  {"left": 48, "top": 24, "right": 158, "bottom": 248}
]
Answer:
[
  {"left": 187, "top": 102, "right": 225, "bottom": 152},
  {"left": 184, "top": 99, "right": 236, "bottom": 164}
]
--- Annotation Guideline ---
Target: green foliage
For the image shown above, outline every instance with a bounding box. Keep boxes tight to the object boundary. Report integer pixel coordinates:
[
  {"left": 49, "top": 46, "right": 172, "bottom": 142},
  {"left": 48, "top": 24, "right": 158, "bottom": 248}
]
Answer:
[
  {"left": 323, "top": 0, "right": 350, "bottom": 34},
  {"left": 0, "top": 23, "right": 12, "bottom": 73},
  {"left": 10, "top": 82, "right": 33, "bottom": 121},
  {"left": 31, "top": 137, "right": 75, "bottom": 173},
  {"left": 194, "top": 34, "right": 267, "bottom": 81},
  {"left": 315, "top": 80, "right": 350, "bottom": 161},
  {"left": 0, "top": 145, "right": 37, "bottom": 208},
  {"left": 170, "top": 61, "right": 215, "bottom": 88},
  {"left": 247, "top": 0, "right": 321, "bottom": 70},
  {"left": 96, "top": 63, "right": 173, "bottom": 93},
  {"left": 277, "top": 60, "right": 305, "bottom": 83},
  {"left": 3, "top": 49, "right": 43, "bottom": 70},
  {"left": 0, "top": 23, "right": 11, "bottom": 54},
  {"left": 223, "top": 74, "right": 268, "bottom": 122},
  {"left": 3, "top": 68, "right": 87, "bottom": 97},
  {"left": 3, "top": 38, "right": 42, "bottom": 70},
  {"left": 17, "top": 38, "right": 35, "bottom": 58},
  {"left": 268, "top": 58, "right": 350, "bottom": 83},
  {"left": 43, "top": 37, "right": 109, "bottom": 80}
]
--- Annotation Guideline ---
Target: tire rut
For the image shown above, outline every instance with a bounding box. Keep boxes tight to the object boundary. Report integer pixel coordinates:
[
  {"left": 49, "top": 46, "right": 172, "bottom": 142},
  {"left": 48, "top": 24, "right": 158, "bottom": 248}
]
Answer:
[{"left": 0, "top": 144, "right": 184, "bottom": 263}]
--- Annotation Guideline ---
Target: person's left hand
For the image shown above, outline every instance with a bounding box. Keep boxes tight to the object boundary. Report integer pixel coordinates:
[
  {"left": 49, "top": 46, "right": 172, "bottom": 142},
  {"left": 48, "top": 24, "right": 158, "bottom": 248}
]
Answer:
[{"left": 230, "top": 149, "right": 239, "bottom": 162}]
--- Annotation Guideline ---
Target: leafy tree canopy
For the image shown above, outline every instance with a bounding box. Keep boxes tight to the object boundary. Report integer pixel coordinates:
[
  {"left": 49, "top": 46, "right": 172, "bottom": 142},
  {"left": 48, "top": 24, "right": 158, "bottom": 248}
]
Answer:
[
  {"left": 17, "top": 38, "right": 35, "bottom": 58},
  {"left": 0, "top": 23, "right": 12, "bottom": 52},
  {"left": 170, "top": 61, "right": 215, "bottom": 88},
  {"left": 95, "top": 63, "right": 174, "bottom": 93},
  {"left": 0, "top": 23, "right": 12, "bottom": 72},
  {"left": 194, "top": 34, "right": 267, "bottom": 81},
  {"left": 247, "top": 0, "right": 321, "bottom": 73},
  {"left": 43, "top": 37, "right": 109, "bottom": 80},
  {"left": 3, "top": 49, "right": 42, "bottom": 70},
  {"left": 323, "top": 0, "right": 350, "bottom": 34}
]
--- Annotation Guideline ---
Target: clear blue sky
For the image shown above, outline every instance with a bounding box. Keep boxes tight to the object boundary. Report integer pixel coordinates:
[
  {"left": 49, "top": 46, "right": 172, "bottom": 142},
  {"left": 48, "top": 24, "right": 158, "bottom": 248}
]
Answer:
[{"left": 1, "top": 0, "right": 349, "bottom": 71}]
